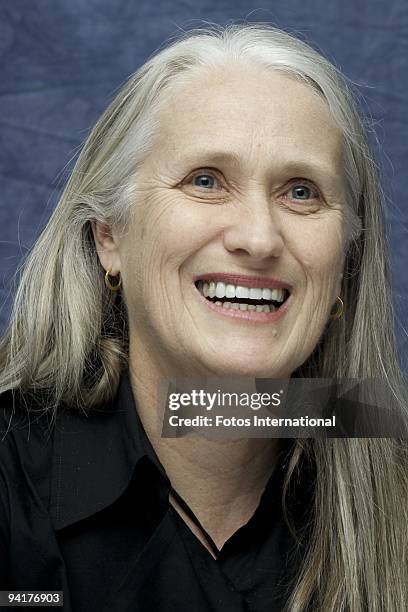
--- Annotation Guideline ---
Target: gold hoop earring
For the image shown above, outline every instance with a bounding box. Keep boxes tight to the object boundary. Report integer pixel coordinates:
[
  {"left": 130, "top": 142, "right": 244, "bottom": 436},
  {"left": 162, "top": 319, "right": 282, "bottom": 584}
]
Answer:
[
  {"left": 330, "top": 296, "right": 344, "bottom": 320},
  {"left": 104, "top": 268, "right": 122, "bottom": 292}
]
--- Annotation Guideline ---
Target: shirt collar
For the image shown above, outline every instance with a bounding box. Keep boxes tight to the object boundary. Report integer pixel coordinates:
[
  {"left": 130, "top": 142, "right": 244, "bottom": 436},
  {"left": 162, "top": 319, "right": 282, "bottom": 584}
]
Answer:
[
  {"left": 49, "top": 370, "right": 300, "bottom": 532},
  {"left": 50, "top": 368, "right": 168, "bottom": 530}
]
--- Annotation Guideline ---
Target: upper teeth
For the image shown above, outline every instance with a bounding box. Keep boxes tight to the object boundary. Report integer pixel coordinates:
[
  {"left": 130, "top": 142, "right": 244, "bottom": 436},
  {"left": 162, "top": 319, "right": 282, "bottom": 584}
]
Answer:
[{"left": 198, "top": 281, "right": 286, "bottom": 302}]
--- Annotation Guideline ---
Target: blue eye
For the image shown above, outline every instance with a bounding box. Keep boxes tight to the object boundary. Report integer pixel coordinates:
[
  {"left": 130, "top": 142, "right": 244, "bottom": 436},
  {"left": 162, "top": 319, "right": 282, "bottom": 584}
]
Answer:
[
  {"left": 290, "top": 185, "right": 314, "bottom": 200},
  {"left": 193, "top": 174, "right": 216, "bottom": 189}
]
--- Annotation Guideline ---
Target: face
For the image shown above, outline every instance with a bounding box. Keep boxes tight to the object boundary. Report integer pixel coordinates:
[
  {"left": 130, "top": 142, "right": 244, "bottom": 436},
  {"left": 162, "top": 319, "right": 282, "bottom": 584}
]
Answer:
[{"left": 94, "top": 65, "right": 347, "bottom": 378}]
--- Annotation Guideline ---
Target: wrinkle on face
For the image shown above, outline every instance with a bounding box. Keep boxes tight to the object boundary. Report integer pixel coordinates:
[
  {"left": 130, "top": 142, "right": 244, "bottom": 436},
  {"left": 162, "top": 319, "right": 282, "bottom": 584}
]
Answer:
[
  {"left": 146, "top": 66, "right": 345, "bottom": 189},
  {"left": 116, "top": 64, "right": 348, "bottom": 378}
]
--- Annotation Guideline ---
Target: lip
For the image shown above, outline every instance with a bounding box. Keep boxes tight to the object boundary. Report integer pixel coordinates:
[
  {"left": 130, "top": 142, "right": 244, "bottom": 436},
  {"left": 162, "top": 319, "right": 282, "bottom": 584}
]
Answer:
[
  {"left": 192, "top": 272, "right": 292, "bottom": 291},
  {"left": 193, "top": 282, "right": 291, "bottom": 325}
]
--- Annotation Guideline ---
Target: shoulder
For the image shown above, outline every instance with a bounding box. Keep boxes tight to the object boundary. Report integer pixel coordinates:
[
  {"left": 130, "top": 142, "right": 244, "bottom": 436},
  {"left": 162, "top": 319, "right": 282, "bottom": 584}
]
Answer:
[
  {"left": 0, "top": 389, "right": 56, "bottom": 519},
  {"left": 0, "top": 388, "right": 54, "bottom": 455}
]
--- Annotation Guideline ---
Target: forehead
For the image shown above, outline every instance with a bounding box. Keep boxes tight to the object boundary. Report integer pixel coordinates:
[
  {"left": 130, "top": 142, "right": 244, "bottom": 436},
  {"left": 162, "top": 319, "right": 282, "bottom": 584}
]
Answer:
[{"left": 150, "top": 64, "right": 343, "bottom": 176}]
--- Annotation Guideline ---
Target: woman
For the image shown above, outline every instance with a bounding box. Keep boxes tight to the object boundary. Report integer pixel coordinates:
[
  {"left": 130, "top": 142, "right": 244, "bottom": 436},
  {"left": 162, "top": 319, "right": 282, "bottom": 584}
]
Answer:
[{"left": 0, "top": 23, "right": 407, "bottom": 612}]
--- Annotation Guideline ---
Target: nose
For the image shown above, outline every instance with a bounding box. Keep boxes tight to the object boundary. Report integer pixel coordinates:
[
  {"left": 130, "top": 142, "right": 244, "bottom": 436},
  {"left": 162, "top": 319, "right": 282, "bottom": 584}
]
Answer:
[{"left": 222, "top": 196, "right": 284, "bottom": 263}]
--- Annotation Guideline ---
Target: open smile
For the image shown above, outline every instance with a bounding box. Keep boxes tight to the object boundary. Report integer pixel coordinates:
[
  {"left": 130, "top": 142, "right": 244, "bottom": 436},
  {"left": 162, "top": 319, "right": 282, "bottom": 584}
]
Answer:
[{"left": 193, "top": 273, "right": 291, "bottom": 323}]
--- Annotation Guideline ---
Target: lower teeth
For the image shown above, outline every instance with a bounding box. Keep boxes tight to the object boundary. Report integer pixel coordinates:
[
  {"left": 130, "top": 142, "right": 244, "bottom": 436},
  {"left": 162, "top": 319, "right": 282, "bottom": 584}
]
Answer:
[{"left": 214, "top": 301, "right": 275, "bottom": 312}]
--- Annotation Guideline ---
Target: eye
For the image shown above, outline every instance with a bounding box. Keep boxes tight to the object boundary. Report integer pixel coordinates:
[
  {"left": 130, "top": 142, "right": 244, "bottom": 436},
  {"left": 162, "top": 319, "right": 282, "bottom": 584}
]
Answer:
[
  {"left": 178, "top": 169, "right": 227, "bottom": 202},
  {"left": 287, "top": 183, "right": 319, "bottom": 201},
  {"left": 192, "top": 174, "right": 217, "bottom": 189},
  {"left": 181, "top": 169, "right": 225, "bottom": 193}
]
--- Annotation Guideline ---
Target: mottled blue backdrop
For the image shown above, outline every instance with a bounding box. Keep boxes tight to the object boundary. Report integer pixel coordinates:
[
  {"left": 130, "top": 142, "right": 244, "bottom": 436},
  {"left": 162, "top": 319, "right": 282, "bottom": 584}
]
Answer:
[{"left": 0, "top": 0, "right": 407, "bottom": 370}]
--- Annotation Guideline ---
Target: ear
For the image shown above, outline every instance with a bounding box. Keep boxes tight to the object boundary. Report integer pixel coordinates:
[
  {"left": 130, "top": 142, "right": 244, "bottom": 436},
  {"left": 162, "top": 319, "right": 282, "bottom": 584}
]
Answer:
[{"left": 91, "top": 220, "right": 121, "bottom": 275}]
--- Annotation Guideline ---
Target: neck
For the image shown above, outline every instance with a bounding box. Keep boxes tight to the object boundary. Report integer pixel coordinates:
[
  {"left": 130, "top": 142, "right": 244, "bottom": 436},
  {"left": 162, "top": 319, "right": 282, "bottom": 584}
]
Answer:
[{"left": 128, "top": 347, "right": 281, "bottom": 551}]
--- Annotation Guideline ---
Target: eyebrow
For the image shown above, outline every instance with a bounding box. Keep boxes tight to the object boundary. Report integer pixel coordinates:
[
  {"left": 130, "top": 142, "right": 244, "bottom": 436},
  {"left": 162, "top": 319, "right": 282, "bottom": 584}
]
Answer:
[{"left": 176, "top": 148, "right": 341, "bottom": 186}]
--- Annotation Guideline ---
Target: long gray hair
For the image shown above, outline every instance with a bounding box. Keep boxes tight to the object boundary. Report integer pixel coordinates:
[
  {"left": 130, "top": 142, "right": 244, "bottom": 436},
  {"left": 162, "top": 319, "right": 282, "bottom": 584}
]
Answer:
[{"left": 1, "top": 23, "right": 407, "bottom": 612}]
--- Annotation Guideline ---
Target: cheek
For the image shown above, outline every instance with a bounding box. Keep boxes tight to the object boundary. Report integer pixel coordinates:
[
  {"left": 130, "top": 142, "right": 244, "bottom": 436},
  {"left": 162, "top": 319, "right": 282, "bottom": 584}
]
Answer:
[
  {"left": 302, "top": 245, "right": 343, "bottom": 280},
  {"left": 288, "top": 217, "right": 344, "bottom": 297},
  {"left": 122, "top": 194, "right": 217, "bottom": 307},
  {"left": 139, "top": 192, "right": 221, "bottom": 267},
  {"left": 296, "top": 214, "right": 343, "bottom": 263}
]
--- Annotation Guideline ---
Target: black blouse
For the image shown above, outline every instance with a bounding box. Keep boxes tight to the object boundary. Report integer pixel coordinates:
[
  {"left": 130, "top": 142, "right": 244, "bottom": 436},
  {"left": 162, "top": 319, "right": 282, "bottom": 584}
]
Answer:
[{"left": 0, "top": 371, "right": 313, "bottom": 612}]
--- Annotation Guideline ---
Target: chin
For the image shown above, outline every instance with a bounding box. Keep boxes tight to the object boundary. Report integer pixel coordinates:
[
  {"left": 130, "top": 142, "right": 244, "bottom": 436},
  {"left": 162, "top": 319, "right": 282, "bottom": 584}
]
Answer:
[{"left": 202, "top": 357, "right": 288, "bottom": 378}]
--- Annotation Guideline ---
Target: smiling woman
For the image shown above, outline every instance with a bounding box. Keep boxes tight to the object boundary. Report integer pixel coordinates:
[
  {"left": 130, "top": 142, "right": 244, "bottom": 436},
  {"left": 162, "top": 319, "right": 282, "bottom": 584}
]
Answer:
[
  {"left": 0, "top": 23, "right": 407, "bottom": 612},
  {"left": 93, "top": 65, "right": 347, "bottom": 381}
]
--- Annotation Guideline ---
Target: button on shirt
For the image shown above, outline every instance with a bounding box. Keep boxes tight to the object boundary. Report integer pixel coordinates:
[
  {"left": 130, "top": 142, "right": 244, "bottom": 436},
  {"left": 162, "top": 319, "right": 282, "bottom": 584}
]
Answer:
[{"left": 0, "top": 370, "right": 312, "bottom": 611}]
